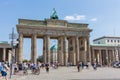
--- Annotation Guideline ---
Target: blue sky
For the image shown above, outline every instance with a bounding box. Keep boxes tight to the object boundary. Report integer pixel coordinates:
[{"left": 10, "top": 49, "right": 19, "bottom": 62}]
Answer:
[{"left": 0, "top": 0, "right": 120, "bottom": 60}]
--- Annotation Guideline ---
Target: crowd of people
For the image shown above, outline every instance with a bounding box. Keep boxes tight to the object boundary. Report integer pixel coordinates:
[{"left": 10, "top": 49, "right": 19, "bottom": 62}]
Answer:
[
  {"left": 13, "top": 61, "right": 51, "bottom": 75},
  {"left": 0, "top": 60, "right": 100, "bottom": 80},
  {"left": 13, "top": 61, "right": 60, "bottom": 75},
  {"left": 77, "top": 61, "right": 98, "bottom": 72},
  {"left": 0, "top": 60, "right": 54, "bottom": 80}
]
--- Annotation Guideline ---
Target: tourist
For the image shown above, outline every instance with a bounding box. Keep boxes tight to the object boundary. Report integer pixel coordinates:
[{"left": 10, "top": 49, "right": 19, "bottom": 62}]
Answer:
[
  {"left": 77, "top": 62, "right": 80, "bottom": 72},
  {"left": 37, "top": 61, "right": 41, "bottom": 68},
  {"left": 1, "top": 61, "right": 9, "bottom": 80},
  {"left": 31, "top": 63, "right": 37, "bottom": 74},
  {"left": 52, "top": 63, "right": 55, "bottom": 69},
  {"left": 86, "top": 61, "right": 90, "bottom": 69},
  {"left": 0, "top": 62, "right": 3, "bottom": 79},
  {"left": 23, "top": 62, "right": 28, "bottom": 69},
  {"left": 33, "top": 62, "right": 41, "bottom": 74},
  {"left": 93, "top": 61, "right": 97, "bottom": 70},
  {"left": 18, "top": 62, "right": 23, "bottom": 75},
  {"left": 45, "top": 63, "right": 49, "bottom": 73},
  {"left": 41, "top": 63, "right": 45, "bottom": 69},
  {"left": 81, "top": 61, "right": 84, "bottom": 69},
  {"left": 13, "top": 62, "right": 18, "bottom": 75}
]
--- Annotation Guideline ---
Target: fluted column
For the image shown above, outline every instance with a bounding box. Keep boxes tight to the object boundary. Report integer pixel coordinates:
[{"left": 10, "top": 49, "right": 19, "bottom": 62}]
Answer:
[
  {"left": 46, "top": 35, "right": 50, "bottom": 64},
  {"left": 115, "top": 49, "right": 119, "bottom": 61},
  {"left": 92, "top": 48, "right": 95, "bottom": 62},
  {"left": 15, "top": 47, "right": 18, "bottom": 63},
  {"left": 8, "top": 50, "right": 12, "bottom": 63},
  {"left": 118, "top": 50, "right": 120, "bottom": 61},
  {"left": 3, "top": 48, "right": 6, "bottom": 61},
  {"left": 68, "top": 37, "right": 76, "bottom": 65},
  {"left": 112, "top": 50, "right": 115, "bottom": 62},
  {"left": 99, "top": 49, "right": 102, "bottom": 66},
  {"left": 106, "top": 49, "right": 109, "bottom": 66},
  {"left": 86, "top": 37, "right": 91, "bottom": 62},
  {"left": 43, "top": 35, "right": 50, "bottom": 64},
  {"left": 58, "top": 37, "right": 64, "bottom": 65},
  {"left": 43, "top": 37, "right": 46, "bottom": 64},
  {"left": 109, "top": 50, "right": 112, "bottom": 64},
  {"left": 75, "top": 36, "right": 80, "bottom": 63},
  {"left": 97, "top": 51, "right": 99, "bottom": 63},
  {"left": 31, "top": 34, "right": 37, "bottom": 64},
  {"left": 18, "top": 33, "right": 23, "bottom": 63},
  {"left": 83, "top": 37, "right": 87, "bottom": 64},
  {"left": 63, "top": 36, "right": 68, "bottom": 66}
]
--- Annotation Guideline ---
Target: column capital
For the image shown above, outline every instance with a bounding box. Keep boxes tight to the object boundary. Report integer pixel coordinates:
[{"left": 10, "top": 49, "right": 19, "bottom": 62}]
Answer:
[{"left": 19, "top": 32, "right": 23, "bottom": 35}]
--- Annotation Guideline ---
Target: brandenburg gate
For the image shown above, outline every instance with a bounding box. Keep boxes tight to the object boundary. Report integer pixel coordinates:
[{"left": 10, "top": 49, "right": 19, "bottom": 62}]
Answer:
[{"left": 16, "top": 18, "right": 92, "bottom": 65}]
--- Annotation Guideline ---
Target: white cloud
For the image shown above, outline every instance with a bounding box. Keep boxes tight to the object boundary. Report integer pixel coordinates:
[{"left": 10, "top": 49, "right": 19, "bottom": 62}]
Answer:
[
  {"left": 64, "top": 14, "right": 98, "bottom": 22},
  {"left": 64, "top": 14, "right": 86, "bottom": 21},
  {"left": 90, "top": 18, "right": 97, "bottom": 21}
]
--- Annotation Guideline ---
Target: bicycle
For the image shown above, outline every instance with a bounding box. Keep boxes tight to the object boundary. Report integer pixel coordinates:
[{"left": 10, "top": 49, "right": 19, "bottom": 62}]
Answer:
[{"left": 33, "top": 67, "right": 40, "bottom": 75}]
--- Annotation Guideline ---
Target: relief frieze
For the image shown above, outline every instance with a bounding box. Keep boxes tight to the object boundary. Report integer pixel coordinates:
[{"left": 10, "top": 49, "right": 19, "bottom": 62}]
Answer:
[{"left": 19, "top": 28, "right": 89, "bottom": 36}]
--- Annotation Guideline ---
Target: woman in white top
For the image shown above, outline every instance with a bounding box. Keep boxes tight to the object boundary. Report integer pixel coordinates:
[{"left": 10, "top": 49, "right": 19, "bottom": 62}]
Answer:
[{"left": 1, "top": 62, "right": 9, "bottom": 80}]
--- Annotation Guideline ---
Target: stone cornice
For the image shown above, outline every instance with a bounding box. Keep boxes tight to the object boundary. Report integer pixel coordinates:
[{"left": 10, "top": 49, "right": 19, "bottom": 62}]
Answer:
[
  {"left": 16, "top": 19, "right": 92, "bottom": 37},
  {"left": 18, "top": 19, "right": 90, "bottom": 29},
  {"left": 0, "top": 44, "right": 11, "bottom": 48}
]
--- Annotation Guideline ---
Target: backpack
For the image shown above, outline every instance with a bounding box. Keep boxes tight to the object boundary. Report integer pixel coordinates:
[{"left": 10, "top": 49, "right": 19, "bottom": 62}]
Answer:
[{"left": 0, "top": 66, "right": 3, "bottom": 71}]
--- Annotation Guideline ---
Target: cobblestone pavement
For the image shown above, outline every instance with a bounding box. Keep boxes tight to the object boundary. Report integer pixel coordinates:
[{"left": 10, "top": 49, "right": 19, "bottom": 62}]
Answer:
[{"left": 2, "top": 67, "right": 120, "bottom": 80}]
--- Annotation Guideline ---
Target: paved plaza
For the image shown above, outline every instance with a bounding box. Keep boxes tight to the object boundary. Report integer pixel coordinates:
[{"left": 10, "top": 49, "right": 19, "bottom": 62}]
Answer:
[{"left": 2, "top": 67, "right": 120, "bottom": 80}]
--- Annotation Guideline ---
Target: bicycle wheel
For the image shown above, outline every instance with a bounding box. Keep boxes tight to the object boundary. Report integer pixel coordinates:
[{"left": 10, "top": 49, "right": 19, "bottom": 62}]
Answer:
[
  {"left": 23, "top": 70, "right": 28, "bottom": 75},
  {"left": 35, "top": 70, "right": 40, "bottom": 75}
]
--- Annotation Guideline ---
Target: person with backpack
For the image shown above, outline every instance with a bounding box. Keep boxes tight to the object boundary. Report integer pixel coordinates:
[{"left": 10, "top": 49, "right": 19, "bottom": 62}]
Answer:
[
  {"left": 0, "top": 62, "right": 3, "bottom": 79},
  {"left": 1, "top": 61, "right": 9, "bottom": 80}
]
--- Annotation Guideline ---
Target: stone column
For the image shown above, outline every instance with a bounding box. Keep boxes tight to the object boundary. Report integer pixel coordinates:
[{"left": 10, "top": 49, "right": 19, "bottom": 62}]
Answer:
[
  {"left": 83, "top": 37, "right": 87, "bottom": 64},
  {"left": 15, "top": 48, "right": 18, "bottom": 63},
  {"left": 58, "top": 37, "right": 64, "bottom": 65},
  {"left": 43, "top": 37, "right": 46, "bottom": 64},
  {"left": 8, "top": 50, "right": 12, "bottom": 64},
  {"left": 92, "top": 48, "right": 95, "bottom": 63},
  {"left": 46, "top": 35, "right": 50, "bottom": 64},
  {"left": 63, "top": 36, "right": 68, "bottom": 66},
  {"left": 43, "top": 35, "right": 50, "bottom": 64},
  {"left": 3, "top": 48, "right": 6, "bottom": 61},
  {"left": 68, "top": 38, "right": 70, "bottom": 63},
  {"left": 106, "top": 49, "right": 109, "bottom": 66},
  {"left": 109, "top": 50, "right": 112, "bottom": 64},
  {"left": 86, "top": 37, "right": 91, "bottom": 63},
  {"left": 68, "top": 37, "right": 76, "bottom": 65},
  {"left": 115, "top": 48, "right": 119, "bottom": 61},
  {"left": 112, "top": 50, "right": 115, "bottom": 62},
  {"left": 18, "top": 33, "right": 23, "bottom": 63},
  {"left": 31, "top": 34, "right": 37, "bottom": 64},
  {"left": 118, "top": 49, "right": 120, "bottom": 61},
  {"left": 75, "top": 36, "right": 80, "bottom": 63},
  {"left": 99, "top": 49, "right": 102, "bottom": 66},
  {"left": 72, "top": 37, "right": 76, "bottom": 65},
  {"left": 97, "top": 51, "right": 99, "bottom": 63}
]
